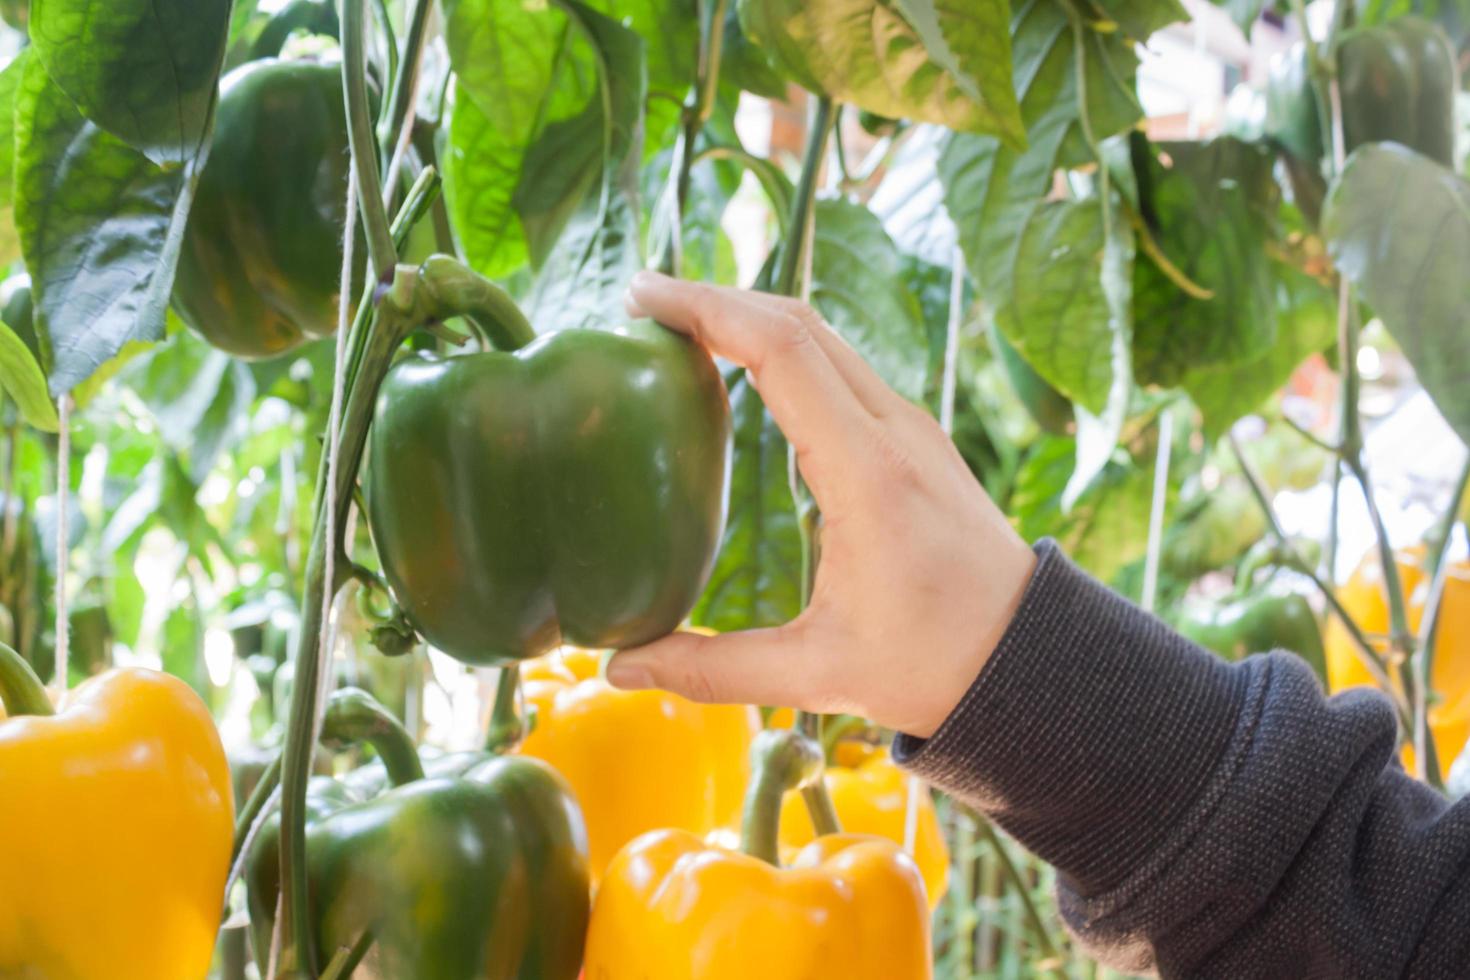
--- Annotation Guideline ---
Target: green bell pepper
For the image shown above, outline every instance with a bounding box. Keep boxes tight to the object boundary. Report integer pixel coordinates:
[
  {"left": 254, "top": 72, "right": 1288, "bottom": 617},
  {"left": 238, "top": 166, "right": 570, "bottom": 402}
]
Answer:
[
  {"left": 1339, "top": 16, "right": 1458, "bottom": 168},
  {"left": 246, "top": 688, "right": 590, "bottom": 979},
  {"left": 172, "top": 59, "right": 358, "bottom": 359},
  {"left": 1265, "top": 18, "right": 1457, "bottom": 171},
  {"left": 1179, "top": 591, "right": 1327, "bottom": 680},
  {"left": 364, "top": 319, "right": 731, "bottom": 665}
]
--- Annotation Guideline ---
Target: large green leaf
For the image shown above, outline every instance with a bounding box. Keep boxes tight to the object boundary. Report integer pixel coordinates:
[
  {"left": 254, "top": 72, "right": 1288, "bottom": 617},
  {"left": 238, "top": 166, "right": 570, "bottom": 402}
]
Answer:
[
  {"left": 442, "top": 0, "right": 599, "bottom": 276},
  {"left": 527, "top": 189, "right": 643, "bottom": 334},
  {"left": 1214, "top": 0, "right": 1271, "bottom": 35},
  {"left": 0, "top": 51, "right": 27, "bottom": 268},
  {"left": 1132, "top": 137, "right": 1281, "bottom": 388},
  {"left": 1323, "top": 142, "right": 1470, "bottom": 447},
  {"left": 1090, "top": 0, "right": 1189, "bottom": 39},
  {"left": 1008, "top": 0, "right": 1143, "bottom": 167},
  {"left": 1184, "top": 264, "right": 1335, "bottom": 439},
  {"left": 14, "top": 55, "right": 197, "bottom": 397},
  {"left": 692, "top": 371, "right": 802, "bottom": 632},
  {"left": 737, "top": 0, "right": 1024, "bottom": 145},
  {"left": 939, "top": 129, "right": 1134, "bottom": 416},
  {"left": 0, "top": 317, "right": 56, "bottom": 431},
  {"left": 809, "top": 196, "right": 929, "bottom": 401},
  {"left": 443, "top": 0, "right": 646, "bottom": 276},
  {"left": 29, "top": 0, "right": 230, "bottom": 166},
  {"left": 721, "top": 1, "right": 788, "bottom": 97}
]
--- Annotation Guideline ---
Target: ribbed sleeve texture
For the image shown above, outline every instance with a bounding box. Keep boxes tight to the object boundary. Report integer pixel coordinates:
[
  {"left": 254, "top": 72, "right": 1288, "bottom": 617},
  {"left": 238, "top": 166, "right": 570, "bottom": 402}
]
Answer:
[{"left": 894, "top": 539, "right": 1470, "bottom": 978}]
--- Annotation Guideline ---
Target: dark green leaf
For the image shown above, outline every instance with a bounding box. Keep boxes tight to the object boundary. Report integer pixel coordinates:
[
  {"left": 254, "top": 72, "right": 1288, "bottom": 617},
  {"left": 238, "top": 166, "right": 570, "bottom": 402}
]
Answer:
[
  {"left": 29, "top": 0, "right": 230, "bottom": 166},
  {"left": 1091, "top": 0, "right": 1189, "bottom": 39},
  {"left": 692, "top": 371, "right": 802, "bottom": 631},
  {"left": 1216, "top": 0, "right": 1271, "bottom": 35},
  {"left": 1132, "top": 137, "right": 1281, "bottom": 388},
  {"left": 1323, "top": 142, "right": 1470, "bottom": 447},
  {"left": 161, "top": 594, "right": 206, "bottom": 693},
  {"left": 15, "top": 55, "right": 197, "bottom": 397},
  {"left": 721, "top": 1, "right": 787, "bottom": 97},
  {"left": 1184, "top": 264, "right": 1335, "bottom": 439},
  {"left": 737, "top": 0, "right": 1024, "bottom": 144},
  {"left": 0, "top": 317, "right": 56, "bottom": 431},
  {"left": 809, "top": 196, "right": 930, "bottom": 401}
]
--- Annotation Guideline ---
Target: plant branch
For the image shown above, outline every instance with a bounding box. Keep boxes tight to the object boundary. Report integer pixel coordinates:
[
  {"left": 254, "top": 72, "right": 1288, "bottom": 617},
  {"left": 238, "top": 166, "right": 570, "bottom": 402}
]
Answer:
[
  {"left": 380, "top": 0, "right": 433, "bottom": 166},
  {"left": 774, "top": 95, "right": 835, "bottom": 298},
  {"left": 976, "top": 816, "right": 1069, "bottom": 980},
  {"left": 342, "top": 0, "right": 397, "bottom": 279}
]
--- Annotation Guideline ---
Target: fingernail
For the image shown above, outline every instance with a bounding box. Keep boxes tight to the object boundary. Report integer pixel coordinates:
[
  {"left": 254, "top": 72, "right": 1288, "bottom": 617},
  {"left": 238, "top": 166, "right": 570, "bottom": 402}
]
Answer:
[
  {"left": 629, "top": 269, "right": 661, "bottom": 291},
  {"left": 606, "top": 660, "right": 654, "bottom": 690}
]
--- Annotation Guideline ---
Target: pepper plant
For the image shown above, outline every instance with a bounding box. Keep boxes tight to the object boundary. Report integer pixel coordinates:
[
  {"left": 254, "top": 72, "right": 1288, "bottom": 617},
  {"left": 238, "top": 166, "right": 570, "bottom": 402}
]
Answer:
[{"left": 0, "top": 0, "right": 1466, "bottom": 977}]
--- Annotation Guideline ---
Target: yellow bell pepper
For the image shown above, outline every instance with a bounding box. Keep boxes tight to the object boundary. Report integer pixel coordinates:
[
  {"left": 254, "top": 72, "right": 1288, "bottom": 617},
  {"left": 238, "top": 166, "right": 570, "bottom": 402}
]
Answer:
[
  {"left": 519, "top": 645, "right": 760, "bottom": 882},
  {"left": 1325, "top": 546, "right": 1470, "bottom": 769},
  {"left": 585, "top": 729, "right": 933, "bottom": 979},
  {"left": 780, "top": 745, "right": 949, "bottom": 909},
  {"left": 0, "top": 644, "right": 234, "bottom": 980}
]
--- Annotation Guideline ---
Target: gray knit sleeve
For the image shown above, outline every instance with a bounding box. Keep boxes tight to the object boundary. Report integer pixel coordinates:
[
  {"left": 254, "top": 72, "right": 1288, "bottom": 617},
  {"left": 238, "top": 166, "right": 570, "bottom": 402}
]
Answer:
[{"left": 894, "top": 539, "right": 1470, "bottom": 978}]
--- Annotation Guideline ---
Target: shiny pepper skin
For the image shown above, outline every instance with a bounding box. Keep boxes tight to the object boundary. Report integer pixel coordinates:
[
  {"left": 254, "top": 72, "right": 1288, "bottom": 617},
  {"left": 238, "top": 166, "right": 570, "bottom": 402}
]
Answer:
[
  {"left": 519, "top": 647, "right": 759, "bottom": 883},
  {"left": 0, "top": 666, "right": 234, "bottom": 979},
  {"left": 584, "top": 830, "right": 933, "bottom": 980}
]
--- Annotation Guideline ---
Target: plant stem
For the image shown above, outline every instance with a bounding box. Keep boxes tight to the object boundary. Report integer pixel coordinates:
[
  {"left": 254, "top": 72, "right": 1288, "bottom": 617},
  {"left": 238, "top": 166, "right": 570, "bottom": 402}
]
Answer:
[
  {"left": 380, "top": 0, "right": 433, "bottom": 166},
  {"left": 977, "top": 816, "right": 1068, "bottom": 980},
  {"left": 739, "top": 729, "right": 824, "bottom": 865},
  {"left": 342, "top": 0, "right": 397, "bottom": 280},
  {"left": 321, "top": 688, "right": 424, "bottom": 786},
  {"left": 231, "top": 753, "right": 282, "bottom": 873},
  {"left": 0, "top": 641, "right": 53, "bottom": 716},
  {"left": 1410, "top": 458, "right": 1468, "bottom": 789},
  {"left": 1228, "top": 433, "right": 1409, "bottom": 722},
  {"left": 774, "top": 95, "right": 835, "bottom": 298},
  {"left": 484, "top": 665, "right": 523, "bottom": 754}
]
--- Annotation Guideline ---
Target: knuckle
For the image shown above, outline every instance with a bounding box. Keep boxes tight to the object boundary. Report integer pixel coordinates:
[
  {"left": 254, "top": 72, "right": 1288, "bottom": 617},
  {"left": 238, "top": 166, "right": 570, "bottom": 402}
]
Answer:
[{"left": 677, "top": 664, "right": 721, "bottom": 704}]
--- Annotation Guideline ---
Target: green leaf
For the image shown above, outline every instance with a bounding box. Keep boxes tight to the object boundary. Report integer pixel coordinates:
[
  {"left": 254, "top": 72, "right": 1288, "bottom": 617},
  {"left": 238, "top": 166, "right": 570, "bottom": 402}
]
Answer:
[
  {"left": 808, "top": 196, "right": 930, "bottom": 401},
  {"left": 0, "top": 51, "right": 28, "bottom": 268},
  {"left": 443, "top": 0, "right": 645, "bottom": 275},
  {"left": 1184, "top": 264, "right": 1335, "bottom": 439},
  {"left": 1090, "top": 0, "right": 1188, "bottom": 39},
  {"left": 1012, "top": 433, "right": 1157, "bottom": 581},
  {"left": 527, "top": 189, "right": 643, "bottom": 333},
  {"left": 29, "top": 0, "right": 230, "bottom": 166},
  {"left": 1215, "top": 0, "right": 1270, "bottom": 35},
  {"left": 721, "top": 1, "right": 788, "bottom": 97},
  {"left": 1132, "top": 137, "right": 1281, "bottom": 388},
  {"left": 692, "top": 371, "right": 802, "bottom": 631},
  {"left": 737, "top": 0, "right": 1024, "bottom": 144},
  {"left": 0, "top": 316, "right": 56, "bottom": 431},
  {"left": 1323, "top": 142, "right": 1470, "bottom": 447},
  {"left": 124, "top": 330, "right": 255, "bottom": 483},
  {"left": 940, "top": 129, "right": 1135, "bottom": 417},
  {"left": 14, "top": 55, "right": 196, "bottom": 397},
  {"left": 1009, "top": 0, "right": 1143, "bottom": 168}
]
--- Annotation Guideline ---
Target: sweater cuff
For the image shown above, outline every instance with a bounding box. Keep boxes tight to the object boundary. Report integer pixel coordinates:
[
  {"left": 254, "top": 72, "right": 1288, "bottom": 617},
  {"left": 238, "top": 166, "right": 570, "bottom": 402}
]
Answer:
[{"left": 894, "top": 539, "right": 1249, "bottom": 897}]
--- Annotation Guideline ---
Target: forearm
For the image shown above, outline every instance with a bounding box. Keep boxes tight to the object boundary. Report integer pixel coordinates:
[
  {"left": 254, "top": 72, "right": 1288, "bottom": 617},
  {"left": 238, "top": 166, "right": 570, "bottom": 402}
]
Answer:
[{"left": 896, "top": 540, "right": 1470, "bottom": 977}]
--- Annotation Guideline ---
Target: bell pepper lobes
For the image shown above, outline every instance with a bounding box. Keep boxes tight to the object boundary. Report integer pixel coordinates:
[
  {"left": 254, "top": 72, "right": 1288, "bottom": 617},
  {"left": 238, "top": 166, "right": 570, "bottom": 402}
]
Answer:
[
  {"left": 518, "top": 646, "right": 760, "bottom": 883},
  {"left": 778, "top": 744, "right": 949, "bottom": 909},
  {"left": 1338, "top": 17, "right": 1458, "bottom": 169},
  {"left": 363, "top": 318, "right": 731, "bottom": 665},
  {"left": 1179, "top": 591, "right": 1327, "bottom": 680},
  {"left": 246, "top": 687, "right": 589, "bottom": 979},
  {"left": 1325, "top": 546, "right": 1470, "bottom": 770},
  {"left": 172, "top": 59, "right": 357, "bottom": 359},
  {"left": 0, "top": 643, "right": 234, "bottom": 980},
  {"left": 585, "top": 728, "right": 933, "bottom": 979},
  {"left": 1265, "top": 18, "right": 1457, "bottom": 172}
]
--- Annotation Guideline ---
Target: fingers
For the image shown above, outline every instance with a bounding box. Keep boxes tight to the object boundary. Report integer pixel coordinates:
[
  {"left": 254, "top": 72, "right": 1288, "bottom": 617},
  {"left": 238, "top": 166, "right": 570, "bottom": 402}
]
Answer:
[
  {"left": 626, "top": 271, "right": 873, "bottom": 472},
  {"left": 605, "top": 624, "right": 813, "bottom": 709}
]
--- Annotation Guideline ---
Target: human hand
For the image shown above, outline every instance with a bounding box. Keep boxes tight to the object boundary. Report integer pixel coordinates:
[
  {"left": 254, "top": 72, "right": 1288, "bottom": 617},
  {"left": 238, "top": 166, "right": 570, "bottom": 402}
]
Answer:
[{"left": 606, "top": 272, "right": 1038, "bottom": 738}]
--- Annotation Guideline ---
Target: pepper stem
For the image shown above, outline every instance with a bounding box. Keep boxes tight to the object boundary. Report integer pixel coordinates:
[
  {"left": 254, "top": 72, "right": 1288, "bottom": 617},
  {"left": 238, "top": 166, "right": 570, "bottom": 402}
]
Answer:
[
  {"left": 321, "top": 688, "right": 424, "bottom": 787},
  {"left": 484, "top": 665, "right": 523, "bottom": 754},
  {"left": 739, "top": 728, "right": 824, "bottom": 866},
  {"left": 0, "top": 641, "right": 54, "bottom": 717},
  {"left": 417, "top": 255, "right": 536, "bottom": 351}
]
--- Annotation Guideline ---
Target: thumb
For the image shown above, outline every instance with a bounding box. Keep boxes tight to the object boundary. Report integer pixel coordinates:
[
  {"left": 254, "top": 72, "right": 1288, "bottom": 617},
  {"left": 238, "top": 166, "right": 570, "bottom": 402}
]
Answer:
[{"left": 606, "top": 624, "right": 809, "bottom": 708}]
